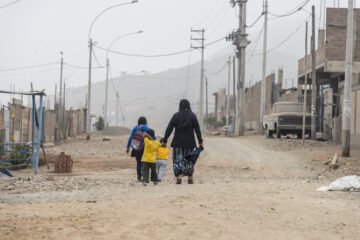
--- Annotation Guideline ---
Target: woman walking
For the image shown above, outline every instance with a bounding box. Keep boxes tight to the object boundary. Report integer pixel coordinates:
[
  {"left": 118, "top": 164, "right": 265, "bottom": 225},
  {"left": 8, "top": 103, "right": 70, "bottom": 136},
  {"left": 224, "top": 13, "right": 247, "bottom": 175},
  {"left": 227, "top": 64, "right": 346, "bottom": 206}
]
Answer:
[{"left": 163, "top": 99, "right": 203, "bottom": 184}]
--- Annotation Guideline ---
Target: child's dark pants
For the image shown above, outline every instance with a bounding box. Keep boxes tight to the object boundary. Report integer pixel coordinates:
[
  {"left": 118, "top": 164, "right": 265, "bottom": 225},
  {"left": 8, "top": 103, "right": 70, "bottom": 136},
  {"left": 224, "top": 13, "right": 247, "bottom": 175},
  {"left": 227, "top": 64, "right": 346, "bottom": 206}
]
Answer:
[
  {"left": 133, "top": 149, "right": 144, "bottom": 180},
  {"left": 142, "top": 162, "right": 158, "bottom": 183}
]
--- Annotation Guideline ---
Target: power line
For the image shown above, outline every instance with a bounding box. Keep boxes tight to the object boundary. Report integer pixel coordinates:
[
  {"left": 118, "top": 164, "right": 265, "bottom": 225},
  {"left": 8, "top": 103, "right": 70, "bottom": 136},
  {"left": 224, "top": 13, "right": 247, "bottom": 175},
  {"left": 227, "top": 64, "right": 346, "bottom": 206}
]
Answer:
[
  {"left": 0, "top": 62, "right": 58, "bottom": 72},
  {"left": 63, "top": 62, "right": 104, "bottom": 69},
  {"left": 194, "top": 0, "right": 223, "bottom": 27},
  {"left": 246, "top": 25, "right": 265, "bottom": 64},
  {"left": 94, "top": 37, "right": 225, "bottom": 58},
  {"left": 92, "top": 48, "right": 104, "bottom": 68},
  {"left": 0, "top": 0, "right": 21, "bottom": 9},
  {"left": 253, "top": 14, "right": 311, "bottom": 57},
  {"left": 246, "top": 12, "right": 264, "bottom": 28},
  {"left": 269, "top": 0, "right": 310, "bottom": 18}
]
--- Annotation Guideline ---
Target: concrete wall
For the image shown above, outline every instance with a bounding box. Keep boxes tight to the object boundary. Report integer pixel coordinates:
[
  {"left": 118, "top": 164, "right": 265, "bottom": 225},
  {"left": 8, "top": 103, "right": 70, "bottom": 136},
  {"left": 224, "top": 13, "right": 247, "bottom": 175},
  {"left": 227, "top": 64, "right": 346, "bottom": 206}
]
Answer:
[{"left": 213, "top": 88, "right": 235, "bottom": 122}]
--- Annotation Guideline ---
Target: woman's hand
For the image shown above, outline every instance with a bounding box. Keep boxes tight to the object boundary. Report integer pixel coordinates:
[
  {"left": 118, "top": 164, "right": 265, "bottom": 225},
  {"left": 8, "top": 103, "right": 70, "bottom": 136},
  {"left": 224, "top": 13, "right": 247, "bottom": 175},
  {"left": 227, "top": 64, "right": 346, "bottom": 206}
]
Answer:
[
  {"left": 126, "top": 148, "right": 130, "bottom": 154},
  {"left": 199, "top": 143, "right": 204, "bottom": 148}
]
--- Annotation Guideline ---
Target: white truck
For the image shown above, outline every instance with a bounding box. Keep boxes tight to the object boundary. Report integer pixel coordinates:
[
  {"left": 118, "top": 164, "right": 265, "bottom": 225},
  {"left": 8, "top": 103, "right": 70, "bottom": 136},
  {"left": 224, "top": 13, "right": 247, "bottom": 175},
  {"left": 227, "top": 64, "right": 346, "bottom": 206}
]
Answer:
[{"left": 263, "top": 102, "right": 311, "bottom": 139}]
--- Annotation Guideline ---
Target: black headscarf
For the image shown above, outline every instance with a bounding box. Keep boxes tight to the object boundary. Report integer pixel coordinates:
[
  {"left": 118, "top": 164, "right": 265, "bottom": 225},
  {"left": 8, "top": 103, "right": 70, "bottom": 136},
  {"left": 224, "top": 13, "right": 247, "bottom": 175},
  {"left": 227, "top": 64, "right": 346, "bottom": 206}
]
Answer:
[{"left": 176, "top": 99, "right": 193, "bottom": 128}]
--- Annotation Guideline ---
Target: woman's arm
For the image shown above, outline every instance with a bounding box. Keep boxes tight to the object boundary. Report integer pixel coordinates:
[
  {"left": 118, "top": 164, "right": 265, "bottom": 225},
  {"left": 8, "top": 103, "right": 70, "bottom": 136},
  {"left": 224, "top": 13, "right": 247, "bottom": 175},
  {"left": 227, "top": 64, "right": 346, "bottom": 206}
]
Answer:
[
  {"left": 143, "top": 132, "right": 153, "bottom": 140},
  {"left": 193, "top": 114, "right": 203, "bottom": 146},
  {"left": 163, "top": 115, "right": 176, "bottom": 143}
]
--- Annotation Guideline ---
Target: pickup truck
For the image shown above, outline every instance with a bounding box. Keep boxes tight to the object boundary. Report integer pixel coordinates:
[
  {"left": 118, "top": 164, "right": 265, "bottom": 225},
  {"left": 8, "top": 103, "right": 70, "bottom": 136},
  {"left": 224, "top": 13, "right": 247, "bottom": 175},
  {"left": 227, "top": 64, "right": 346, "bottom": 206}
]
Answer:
[{"left": 263, "top": 102, "right": 311, "bottom": 139}]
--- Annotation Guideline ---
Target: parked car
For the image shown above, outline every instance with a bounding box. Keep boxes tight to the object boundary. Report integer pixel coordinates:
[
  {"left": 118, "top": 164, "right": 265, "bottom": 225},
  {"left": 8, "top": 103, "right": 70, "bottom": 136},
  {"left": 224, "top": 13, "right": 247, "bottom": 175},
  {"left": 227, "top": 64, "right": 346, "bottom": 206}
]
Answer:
[{"left": 263, "top": 102, "right": 311, "bottom": 139}]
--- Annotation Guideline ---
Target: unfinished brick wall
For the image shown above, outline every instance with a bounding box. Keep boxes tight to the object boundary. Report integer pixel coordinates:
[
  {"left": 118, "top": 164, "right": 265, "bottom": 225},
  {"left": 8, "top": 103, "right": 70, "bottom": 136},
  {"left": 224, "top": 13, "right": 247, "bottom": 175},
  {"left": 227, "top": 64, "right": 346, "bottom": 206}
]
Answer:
[{"left": 326, "top": 8, "right": 360, "bottom": 62}]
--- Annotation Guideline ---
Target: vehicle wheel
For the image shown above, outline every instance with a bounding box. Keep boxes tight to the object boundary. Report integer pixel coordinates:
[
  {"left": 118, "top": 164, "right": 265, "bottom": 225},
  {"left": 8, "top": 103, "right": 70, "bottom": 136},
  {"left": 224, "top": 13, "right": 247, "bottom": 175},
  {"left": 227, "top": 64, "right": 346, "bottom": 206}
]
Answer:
[
  {"left": 265, "top": 129, "right": 273, "bottom": 138},
  {"left": 297, "top": 131, "right": 302, "bottom": 139},
  {"left": 276, "top": 128, "right": 281, "bottom": 138}
]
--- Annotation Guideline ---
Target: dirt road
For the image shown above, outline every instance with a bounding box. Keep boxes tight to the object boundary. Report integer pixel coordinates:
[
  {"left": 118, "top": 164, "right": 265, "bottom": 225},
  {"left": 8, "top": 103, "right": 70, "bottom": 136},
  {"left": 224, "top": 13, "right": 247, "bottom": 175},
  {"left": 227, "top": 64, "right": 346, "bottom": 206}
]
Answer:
[{"left": 1, "top": 135, "right": 359, "bottom": 240}]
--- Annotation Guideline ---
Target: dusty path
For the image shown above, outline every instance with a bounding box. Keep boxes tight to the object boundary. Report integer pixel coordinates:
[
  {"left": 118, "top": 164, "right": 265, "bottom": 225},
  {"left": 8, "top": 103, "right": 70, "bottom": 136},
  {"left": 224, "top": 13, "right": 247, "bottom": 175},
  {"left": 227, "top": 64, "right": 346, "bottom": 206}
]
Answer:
[{"left": 0, "top": 135, "right": 359, "bottom": 240}]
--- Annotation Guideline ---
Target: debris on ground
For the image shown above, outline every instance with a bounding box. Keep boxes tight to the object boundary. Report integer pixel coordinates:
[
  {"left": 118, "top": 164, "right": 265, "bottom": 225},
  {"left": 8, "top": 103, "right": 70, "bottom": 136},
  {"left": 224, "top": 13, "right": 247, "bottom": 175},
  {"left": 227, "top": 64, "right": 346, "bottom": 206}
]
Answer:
[
  {"left": 102, "top": 138, "right": 111, "bottom": 141},
  {"left": 210, "top": 131, "right": 221, "bottom": 136},
  {"left": 317, "top": 175, "right": 360, "bottom": 191},
  {"left": 329, "top": 153, "right": 340, "bottom": 169},
  {"left": 0, "top": 168, "right": 13, "bottom": 177}
]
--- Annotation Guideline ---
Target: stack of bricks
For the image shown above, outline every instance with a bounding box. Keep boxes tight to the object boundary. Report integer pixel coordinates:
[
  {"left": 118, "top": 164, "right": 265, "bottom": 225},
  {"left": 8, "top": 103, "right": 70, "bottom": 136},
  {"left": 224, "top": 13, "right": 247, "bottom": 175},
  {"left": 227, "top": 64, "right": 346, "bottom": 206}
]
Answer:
[{"left": 54, "top": 152, "right": 73, "bottom": 173}]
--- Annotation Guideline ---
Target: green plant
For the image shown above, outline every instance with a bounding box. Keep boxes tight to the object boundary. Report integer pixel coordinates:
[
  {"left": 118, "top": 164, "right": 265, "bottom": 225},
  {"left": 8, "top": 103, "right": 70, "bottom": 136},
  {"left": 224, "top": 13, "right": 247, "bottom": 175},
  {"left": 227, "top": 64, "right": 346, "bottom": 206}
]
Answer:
[{"left": 94, "top": 116, "right": 105, "bottom": 131}]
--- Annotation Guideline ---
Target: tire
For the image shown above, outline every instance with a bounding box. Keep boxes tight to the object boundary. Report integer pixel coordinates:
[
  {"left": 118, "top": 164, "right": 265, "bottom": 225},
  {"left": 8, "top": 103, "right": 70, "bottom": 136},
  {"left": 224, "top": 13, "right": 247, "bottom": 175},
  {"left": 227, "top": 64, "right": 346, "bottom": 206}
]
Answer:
[
  {"left": 265, "top": 129, "right": 273, "bottom": 138},
  {"left": 297, "top": 131, "right": 302, "bottom": 139}
]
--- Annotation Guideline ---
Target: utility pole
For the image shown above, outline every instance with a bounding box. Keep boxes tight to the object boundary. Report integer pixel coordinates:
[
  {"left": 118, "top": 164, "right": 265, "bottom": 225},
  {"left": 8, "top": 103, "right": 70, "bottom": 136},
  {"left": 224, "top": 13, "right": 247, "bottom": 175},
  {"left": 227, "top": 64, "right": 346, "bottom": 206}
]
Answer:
[
  {"left": 302, "top": 22, "right": 309, "bottom": 146},
  {"left": 54, "top": 83, "right": 57, "bottom": 110},
  {"left": 205, "top": 77, "right": 208, "bottom": 117},
  {"left": 233, "top": 56, "right": 236, "bottom": 128},
  {"left": 116, "top": 92, "right": 119, "bottom": 126},
  {"left": 342, "top": 0, "right": 354, "bottom": 157},
  {"left": 259, "top": 0, "right": 268, "bottom": 135},
  {"left": 63, "top": 81, "right": 66, "bottom": 139},
  {"left": 311, "top": 5, "right": 317, "bottom": 140},
  {"left": 226, "top": 56, "right": 231, "bottom": 126},
  {"left": 191, "top": 28, "right": 205, "bottom": 125},
  {"left": 104, "top": 58, "right": 109, "bottom": 127},
  {"left": 87, "top": 39, "right": 93, "bottom": 140},
  {"left": 226, "top": 0, "right": 249, "bottom": 136}
]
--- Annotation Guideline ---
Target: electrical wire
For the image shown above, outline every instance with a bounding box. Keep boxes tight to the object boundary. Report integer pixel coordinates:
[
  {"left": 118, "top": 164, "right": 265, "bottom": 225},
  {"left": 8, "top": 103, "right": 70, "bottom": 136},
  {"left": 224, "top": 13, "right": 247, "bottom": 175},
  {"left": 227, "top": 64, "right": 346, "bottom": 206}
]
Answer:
[
  {"left": 92, "top": 48, "right": 104, "bottom": 68},
  {"left": 94, "top": 37, "right": 225, "bottom": 58},
  {"left": 246, "top": 12, "right": 264, "bottom": 28},
  {"left": 206, "top": 5, "right": 231, "bottom": 38},
  {"left": 269, "top": 0, "right": 310, "bottom": 18},
  {"left": 63, "top": 63, "right": 104, "bottom": 69},
  {"left": 254, "top": 14, "right": 311, "bottom": 57},
  {"left": 246, "top": 25, "right": 265, "bottom": 64},
  {"left": 194, "top": 0, "right": 223, "bottom": 27},
  {"left": 0, "top": 62, "right": 58, "bottom": 72},
  {"left": 0, "top": 0, "right": 21, "bottom": 9}
]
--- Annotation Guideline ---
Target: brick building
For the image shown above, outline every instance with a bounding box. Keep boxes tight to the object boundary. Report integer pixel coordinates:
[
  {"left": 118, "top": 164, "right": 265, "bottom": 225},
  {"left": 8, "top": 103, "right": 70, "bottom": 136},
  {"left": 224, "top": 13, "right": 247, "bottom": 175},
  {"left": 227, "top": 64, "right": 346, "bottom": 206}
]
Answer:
[{"left": 298, "top": 8, "right": 360, "bottom": 146}]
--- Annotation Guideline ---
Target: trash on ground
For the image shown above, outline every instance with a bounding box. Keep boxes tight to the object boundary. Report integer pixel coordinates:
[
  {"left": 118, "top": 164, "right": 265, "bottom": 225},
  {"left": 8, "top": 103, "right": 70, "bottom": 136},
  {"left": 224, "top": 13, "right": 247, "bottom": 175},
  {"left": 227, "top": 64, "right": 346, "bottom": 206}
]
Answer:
[
  {"left": 317, "top": 175, "right": 360, "bottom": 192},
  {"left": 0, "top": 168, "right": 13, "bottom": 177}
]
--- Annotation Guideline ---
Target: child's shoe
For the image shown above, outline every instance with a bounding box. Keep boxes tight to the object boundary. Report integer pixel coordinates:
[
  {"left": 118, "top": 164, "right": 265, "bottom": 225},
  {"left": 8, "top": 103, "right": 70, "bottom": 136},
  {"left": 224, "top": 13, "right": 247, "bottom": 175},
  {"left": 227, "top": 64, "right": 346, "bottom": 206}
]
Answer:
[{"left": 154, "top": 182, "right": 158, "bottom": 185}]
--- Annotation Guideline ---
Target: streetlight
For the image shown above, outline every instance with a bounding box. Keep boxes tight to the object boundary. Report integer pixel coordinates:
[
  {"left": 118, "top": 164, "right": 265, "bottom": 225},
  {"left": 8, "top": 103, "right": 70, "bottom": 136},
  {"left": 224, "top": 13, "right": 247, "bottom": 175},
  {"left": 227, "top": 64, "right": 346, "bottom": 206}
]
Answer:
[
  {"left": 104, "top": 30, "right": 143, "bottom": 127},
  {"left": 86, "top": 0, "right": 139, "bottom": 140}
]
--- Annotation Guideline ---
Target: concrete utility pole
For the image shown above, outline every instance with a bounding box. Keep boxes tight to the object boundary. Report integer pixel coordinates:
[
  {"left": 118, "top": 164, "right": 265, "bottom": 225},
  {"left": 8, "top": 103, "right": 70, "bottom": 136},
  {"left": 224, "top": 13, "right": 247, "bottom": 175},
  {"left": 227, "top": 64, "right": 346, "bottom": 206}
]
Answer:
[
  {"left": 205, "top": 77, "right": 208, "bottom": 117},
  {"left": 226, "top": 0, "right": 249, "bottom": 136},
  {"left": 302, "top": 22, "right": 309, "bottom": 146},
  {"left": 226, "top": 56, "right": 231, "bottom": 126},
  {"left": 259, "top": 0, "right": 268, "bottom": 135},
  {"left": 116, "top": 92, "right": 119, "bottom": 126},
  {"left": 87, "top": 39, "right": 93, "bottom": 140},
  {"left": 311, "top": 5, "right": 317, "bottom": 140},
  {"left": 342, "top": 0, "right": 354, "bottom": 157},
  {"left": 54, "top": 83, "right": 57, "bottom": 110},
  {"left": 104, "top": 58, "right": 109, "bottom": 127},
  {"left": 59, "top": 52, "right": 63, "bottom": 107},
  {"left": 63, "top": 81, "right": 66, "bottom": 138},
  {"left": 233, "top": 56, "right": 236, "bottom": 128},
  {"left": 191, "top": 29, "right": 205, "bottom": 125}
]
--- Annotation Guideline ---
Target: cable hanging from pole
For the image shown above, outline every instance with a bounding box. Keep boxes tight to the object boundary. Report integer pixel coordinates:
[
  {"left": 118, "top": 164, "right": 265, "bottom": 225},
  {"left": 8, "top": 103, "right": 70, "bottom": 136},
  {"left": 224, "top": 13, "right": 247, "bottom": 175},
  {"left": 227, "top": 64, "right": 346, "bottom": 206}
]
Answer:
[{"left": 268, "top": 0, "right": 311, "bottom": 18}]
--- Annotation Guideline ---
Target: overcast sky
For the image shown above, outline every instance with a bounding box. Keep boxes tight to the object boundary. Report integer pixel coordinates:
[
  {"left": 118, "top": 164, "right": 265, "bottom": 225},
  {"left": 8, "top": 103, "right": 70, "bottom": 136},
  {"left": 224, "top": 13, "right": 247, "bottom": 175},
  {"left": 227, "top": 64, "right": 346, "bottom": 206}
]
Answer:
[{"left": 0, "top": 0, "right": 354, "bottom": 105}]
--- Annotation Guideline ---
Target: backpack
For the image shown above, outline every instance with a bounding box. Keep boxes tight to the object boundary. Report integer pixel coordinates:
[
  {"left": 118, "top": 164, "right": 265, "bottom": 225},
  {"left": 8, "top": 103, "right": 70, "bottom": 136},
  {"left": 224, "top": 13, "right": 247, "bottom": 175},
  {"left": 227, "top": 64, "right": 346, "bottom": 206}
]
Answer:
[{"left": 131, "top": 126, "right": 144, "bottom": 151}]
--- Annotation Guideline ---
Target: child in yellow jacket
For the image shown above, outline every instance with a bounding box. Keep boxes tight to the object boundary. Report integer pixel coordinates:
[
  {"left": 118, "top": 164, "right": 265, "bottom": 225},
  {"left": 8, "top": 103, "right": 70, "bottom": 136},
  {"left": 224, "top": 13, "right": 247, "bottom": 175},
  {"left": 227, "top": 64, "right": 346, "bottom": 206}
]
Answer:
[
  {"left": 141, "top": 129, "right": 161, "bottom": 186},
  {"left": 156, "top": 139, "right": 170, "bottom": 182}
]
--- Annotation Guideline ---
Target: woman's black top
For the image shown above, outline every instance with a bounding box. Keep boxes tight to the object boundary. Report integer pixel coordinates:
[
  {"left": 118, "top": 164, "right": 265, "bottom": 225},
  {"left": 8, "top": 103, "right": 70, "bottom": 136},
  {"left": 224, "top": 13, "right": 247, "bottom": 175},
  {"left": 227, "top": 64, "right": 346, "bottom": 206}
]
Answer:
[{"left": 163, "top": 111, "right": 203, "bottom": 149}]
